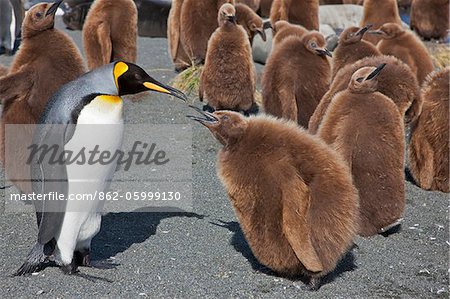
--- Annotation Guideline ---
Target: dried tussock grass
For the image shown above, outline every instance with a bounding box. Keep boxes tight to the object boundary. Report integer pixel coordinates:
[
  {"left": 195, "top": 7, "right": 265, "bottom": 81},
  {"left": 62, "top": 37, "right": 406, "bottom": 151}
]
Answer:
[
  {"left": 171, "top": 65, "right": 203, "bottom": 103},
  {"left": 171, "top": 64, "right": 263, "bottom": 105},
  {"left": 425, "top": 42, "right": 450, "bottom": 69},
  {"left": 432, "top": 49, "right": 450, "bottom": 69}
]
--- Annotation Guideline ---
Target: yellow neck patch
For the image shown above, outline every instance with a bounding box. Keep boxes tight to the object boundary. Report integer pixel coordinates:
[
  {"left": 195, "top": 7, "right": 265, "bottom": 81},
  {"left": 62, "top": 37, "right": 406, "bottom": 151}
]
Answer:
[
  {"left": 114, "top": 62, "right": 129, "bottom": 90},
  {"left": 97, "top": 95, "right": 122, "bottom": 104}
]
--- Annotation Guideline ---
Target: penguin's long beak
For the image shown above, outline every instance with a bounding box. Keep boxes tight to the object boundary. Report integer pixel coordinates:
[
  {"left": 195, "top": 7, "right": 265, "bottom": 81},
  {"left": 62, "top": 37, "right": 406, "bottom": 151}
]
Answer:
[
  {"left": 143, "top": 81, "right": 188, "bottom": 102},
  {"left": 227, "top": 15, "right": 237, "bottom": 24},
  {"left": 367, "top": 30, "right": 385, "bottom": 36},
  {"left": 256, "top": 28, "right": 267, "bottom": 42},
  {"left": 316, "top": 48, "right": 332, "bottom": 57},
  {"left": 366, "top": 63, "right": 387, "bottom": 81},
  {"left": 357, "top": 24, "right": 372, "bottom": 36},
  {"left": 45, "top": 0, "right": 63, "bottom": 17},
  {"left": 186, "top": 105, "right": 219, "bottom": 126}
]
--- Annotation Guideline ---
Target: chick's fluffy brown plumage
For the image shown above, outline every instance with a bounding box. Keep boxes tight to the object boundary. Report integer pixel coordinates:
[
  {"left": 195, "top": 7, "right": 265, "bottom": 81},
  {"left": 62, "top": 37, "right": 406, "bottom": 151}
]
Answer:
[
  {"left": 409, "top": 68, "right": 450, "bottom": 193},
  {"left": 193, "top": 110, "right": 359, "bottom": 288}
]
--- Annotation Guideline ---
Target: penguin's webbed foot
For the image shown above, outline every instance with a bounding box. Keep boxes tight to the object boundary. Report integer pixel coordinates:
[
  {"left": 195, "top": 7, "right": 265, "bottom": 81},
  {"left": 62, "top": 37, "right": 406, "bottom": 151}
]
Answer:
[
  {"left": 174, "top": 65, "right": 189, "bottom": 73},
  {"left": 242, "top": 103, "right": 260, "bottom": 116},
  {"left": 297, "top": 276, "right": 322, "bottom": 291},
  {"left": 61, "top": 259, "right": 79, "bottom": 275},
  {"left": 193, "top": 57, "right": 205, "bottom": 66},
  {"left": 74, "top": 249, "right": 91, "bottom": 267},
  {"left": 379, "top": 218, "right": 403, "bottom": 237},
  {"left": 307, "top": 277, "right": 322, "bottom": 291},
  {"left": 202, "top": 104, "right": 215, "bottom": 113},
  {"left": 11, "top": 38, "right": 21, "bottom": 55}
]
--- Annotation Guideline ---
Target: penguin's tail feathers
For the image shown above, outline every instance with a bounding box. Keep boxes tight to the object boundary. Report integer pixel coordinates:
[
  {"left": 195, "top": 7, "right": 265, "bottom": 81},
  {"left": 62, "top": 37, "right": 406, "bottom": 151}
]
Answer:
[{"left": 14, "top": 243, "right": 48, "bottom": 276}]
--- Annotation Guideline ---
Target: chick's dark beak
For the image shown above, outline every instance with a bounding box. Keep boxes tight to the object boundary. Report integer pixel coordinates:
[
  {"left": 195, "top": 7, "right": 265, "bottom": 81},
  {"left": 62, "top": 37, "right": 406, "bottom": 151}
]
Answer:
[
  {"left": 366, "top": 63, "right": 387, "bottom": 81},
  {"left": 227, "top": 15, "right": 237, "bottom": 24},
  {"left": 143, "top": 81, "right": 188, "bottom": 102},
  {"left": 316, "top": 48, "right": 332, "bottom": 57},
  {"left": 367, "top": 30, "right": 384, "bottom": 35},
  {"left": 45, "top": 0, "right": 63, "bottom": 17},
  {"left": 186, "top": 105, "right": 219, "bottom": 126},
  {"left": 357, "top": 24, "right": 372, "bottom": 36},
  {"left": 257, "top": 28, "right": 267, "bottom": 41}
]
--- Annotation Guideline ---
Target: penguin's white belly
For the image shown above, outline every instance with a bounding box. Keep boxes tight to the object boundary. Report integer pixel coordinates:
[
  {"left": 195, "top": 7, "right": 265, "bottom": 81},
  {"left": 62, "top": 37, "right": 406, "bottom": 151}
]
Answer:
[{"left": 56, "top": 96, "right": 124, "bottom": 263}]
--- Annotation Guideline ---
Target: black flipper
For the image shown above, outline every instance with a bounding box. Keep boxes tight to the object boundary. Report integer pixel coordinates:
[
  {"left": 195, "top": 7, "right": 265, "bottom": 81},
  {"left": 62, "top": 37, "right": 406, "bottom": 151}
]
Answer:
[
  {"left": 15, "top": 124, "right": 72, "bottom": 274},
  {"left": 30, "top": 124, "right": 70, "bottom": 244}
]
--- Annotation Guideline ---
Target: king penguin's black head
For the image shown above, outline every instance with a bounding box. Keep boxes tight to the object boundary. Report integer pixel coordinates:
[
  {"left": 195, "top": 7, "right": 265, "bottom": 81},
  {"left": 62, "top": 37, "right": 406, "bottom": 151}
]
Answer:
[{"left": 113, "top": 61, "right": 187, "bottom": 101}]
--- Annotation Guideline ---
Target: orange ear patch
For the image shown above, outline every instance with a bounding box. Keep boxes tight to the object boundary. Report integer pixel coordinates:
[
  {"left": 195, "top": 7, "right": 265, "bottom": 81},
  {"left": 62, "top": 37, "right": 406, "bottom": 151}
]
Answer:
[{"left": 114, "top": 62, "right": 129, "bottom": 90}]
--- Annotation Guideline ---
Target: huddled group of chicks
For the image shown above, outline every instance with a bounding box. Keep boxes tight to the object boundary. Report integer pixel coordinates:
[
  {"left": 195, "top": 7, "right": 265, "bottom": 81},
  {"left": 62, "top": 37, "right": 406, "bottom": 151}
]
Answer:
[
  {"left": 0, "top": 0, "right": 448, "bottom": 291},
  {"left": 170, "top": 0, "right": 449, "bottom": 289}
]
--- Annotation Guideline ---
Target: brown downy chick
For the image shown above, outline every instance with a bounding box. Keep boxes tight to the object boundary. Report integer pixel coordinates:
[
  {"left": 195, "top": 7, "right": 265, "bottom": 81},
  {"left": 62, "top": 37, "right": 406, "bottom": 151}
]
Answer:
[
  {"left": 320, "top": 0, "right": 364, "bottom": 3},
  {"left": 409, "top": 67, "right": 450, "bottom": 193},
  {"left": 0, "top": 1, "right": 85, "bottom": 194},
  {"left": 235, "top": 3, "right": 267, "bottom": 43},
  {"left": 397, "top": 0, "right": 412, "bottom": 7},
  {"left": 369, "top": 23, "right": 435, "bottom": 85},
  {"left": 236, "top": 0, "right": 260, "bottom": 11},
  {"left": 318, "top": 64, "right": 406, "bottom": 236},
  {"left": 168, "top": 0, "right": 192, "bottom": 72},
  {"left": 180, "top": 0, "right": 235, "bottom": 65},
  {"left": 262, "top": 31, "right": 331, "bottom": 128},
  {"left": 82, "top": 0, "right": 137, "bottom": 70},
  {"left": 199, "top": 4, "right": 257, "bottom": 114},
  {"left": 360, "top": 0, "right": 402, "bottom": 45},
  {"left": 309, "top": 55, "right": 421, "bottom": 134},
  {"left": 272, "top": 20, "right": 307, "bottom": 49},
  {"left": 259, "top": 0, "right": 273, "bottom": 17},
  {"left": 188, "top": 107, "right": 359, "bottom": 290},
  {"left": 319, "top": 0, "right": 342, "bottom": 3},
  {"left": 167, "top": 0, "right": 248, "bottom": 72},
  {"left": 270, "top": 0, "right": 319, "bottom": 31},
  {"left": 0, "top": 64, "right": 8, "bottom": 77},
  {"left": 344, "top": 0, "right": 365, "bottom": 3},
  {"left": 331, "top": 25, "right": 381, "bottom": 80},
  {"left": 410, "top": 0, "right": 449, "bottom": 41}
]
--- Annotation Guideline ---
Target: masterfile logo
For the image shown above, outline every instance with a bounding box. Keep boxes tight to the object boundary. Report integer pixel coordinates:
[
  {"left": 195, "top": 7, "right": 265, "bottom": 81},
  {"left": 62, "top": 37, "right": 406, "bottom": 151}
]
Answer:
[
  {"left": 2, "top": 124, "right": 193, "bottom": 213},
  {"left": 27, "top": 141, "right": 170, "bottom": 171}
]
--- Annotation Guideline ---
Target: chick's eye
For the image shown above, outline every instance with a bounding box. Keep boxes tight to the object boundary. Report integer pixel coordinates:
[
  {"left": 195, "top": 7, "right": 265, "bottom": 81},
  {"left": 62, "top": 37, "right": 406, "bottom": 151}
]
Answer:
[
  {"left": 35, "top": 12, "right": 42, "bottom": 18},
  {"left": 222, "top": 115, "right": 229, "bottom": 121},
  {"left": 356, "top": 77, "right": 364, "bottom": 83},
  {"left": 310, "top": 42, "right": 317, "bottom": 48}
]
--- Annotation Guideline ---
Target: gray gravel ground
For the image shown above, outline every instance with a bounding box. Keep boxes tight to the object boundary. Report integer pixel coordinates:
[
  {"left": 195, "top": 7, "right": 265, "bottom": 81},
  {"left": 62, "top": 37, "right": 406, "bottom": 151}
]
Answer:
[{"left": 0, "top": 18, "right": 448, "bottom": 299}]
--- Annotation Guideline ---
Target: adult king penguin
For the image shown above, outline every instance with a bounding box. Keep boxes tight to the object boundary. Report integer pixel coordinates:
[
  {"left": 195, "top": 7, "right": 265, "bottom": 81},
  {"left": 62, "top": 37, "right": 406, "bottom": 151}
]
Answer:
[{"left": 14, "top": 61, "right": 187, "bottom": 276}]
